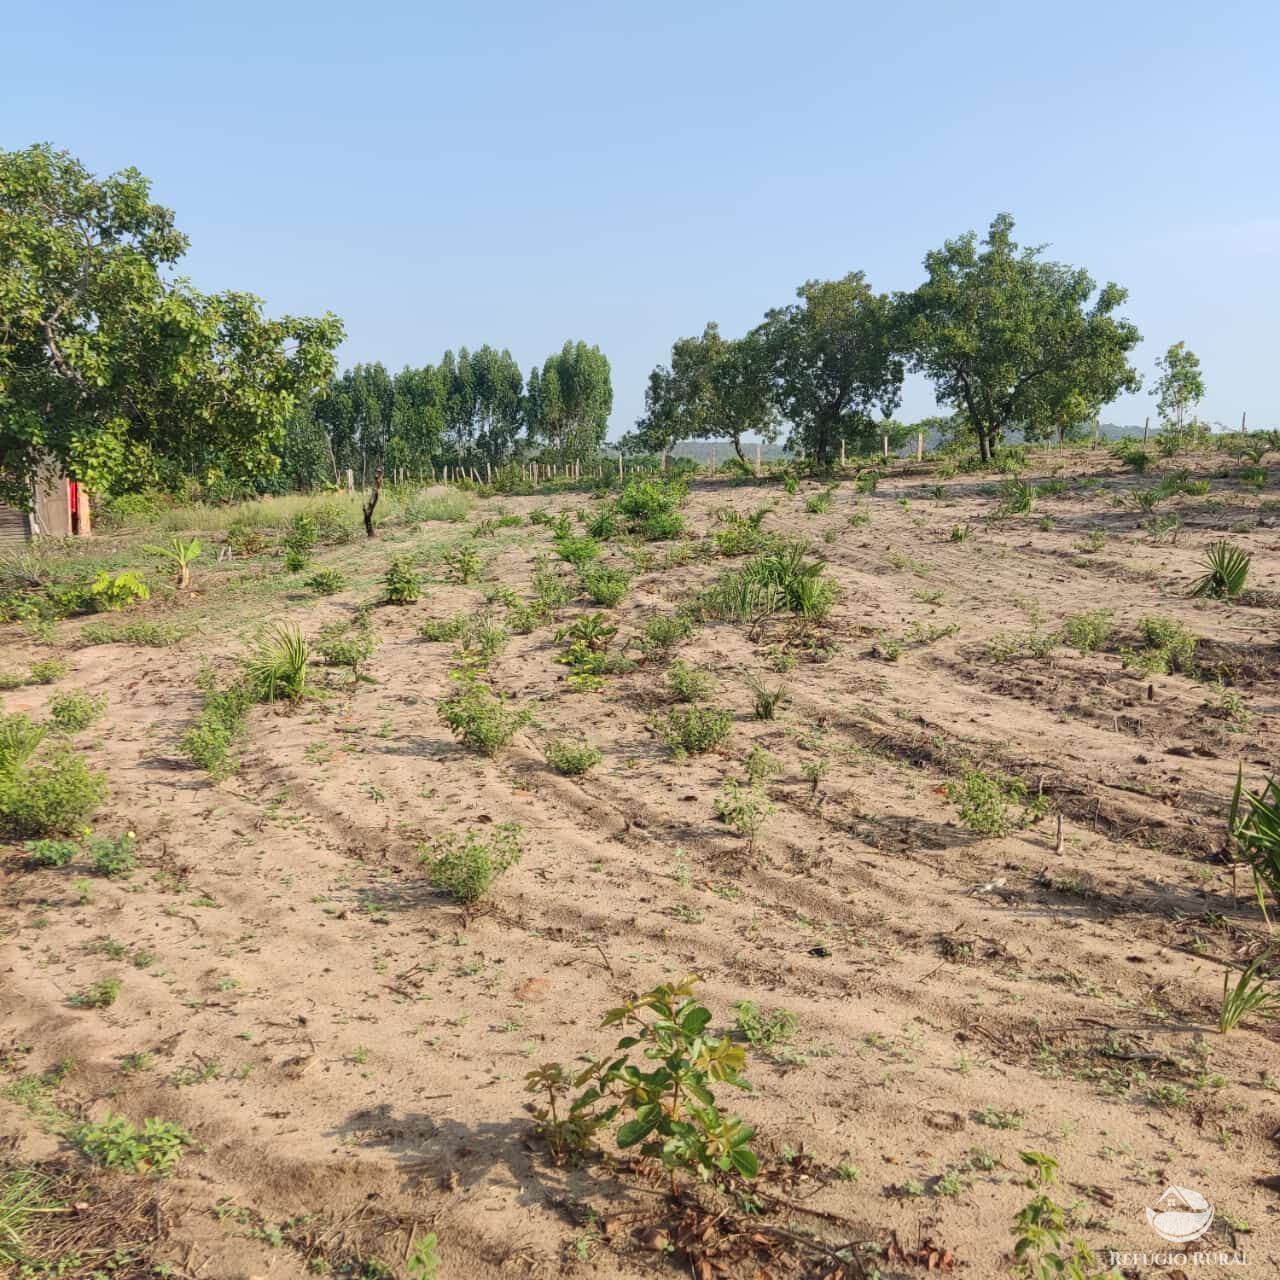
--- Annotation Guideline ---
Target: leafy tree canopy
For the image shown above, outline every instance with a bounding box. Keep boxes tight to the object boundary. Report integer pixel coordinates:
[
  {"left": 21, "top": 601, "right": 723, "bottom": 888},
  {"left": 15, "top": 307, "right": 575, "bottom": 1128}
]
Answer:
[
  {"left": 1153, "top": 340, "right": 1205, "bottom": 428},
  {"left": 526, "top": 340, "right": 612, "bottom": 462},
  {"left": 0, "top": 143, "right": 343, "bottom": 507},
  {"left": 758, "top": 274, "right": 904, "bottom": 466},
  {"left": 903, "top": 213, "right": 1141, "bottom": 460}
]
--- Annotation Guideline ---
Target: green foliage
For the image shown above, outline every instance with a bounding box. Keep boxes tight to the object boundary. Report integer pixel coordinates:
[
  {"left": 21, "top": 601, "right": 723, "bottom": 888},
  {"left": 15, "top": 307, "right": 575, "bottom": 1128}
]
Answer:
[
  {"left": 734, "top": 1001, "right": 798, "bottom": 1050},
  {"left": 581, "top": 564, "right": 630, "bottom": 606},
  {"left": 1120, "top": 615, "right": 1197, "bottom": 676},
  {"left": 69, "top": 977, "right": 122, "bottom": 1009},
  {"left": 0, "top": 144, "right": 342, "bottom": 507},
  {"left": 1229, "top": 767, "right": 1280, "bottom": 915},
  {"left": 227, "top": 521, "right": 269, "bottom": 556},
  {"left": 23, "top": 836, "right": 80, "bottom": 867},
  {"left": 89, "top": 831, "right": 137, "bottom": 877},
  {"left": 713, "top": 778, "right": 775, "bottom": 849},
  {"left": 406, "top": 1234, "right": 441, "bottom": 1280},
  {"left": 532, "top": 555, "right": 574, "bottom": 610},
  {"left": 545, "top": 738, "right": 603, "bottom": 776},
  {"left": 384, "top": 556, "right": 422, "bottom": 603},
  {"left": 284, "top": 547, "right": 309, "bottom": 573},
  {"left": 77, "top": 619, "right": 183, "bottom": 647},
  {"left": 746, "top": 676, "right": 788, "bottom": 720},
  {"left": 1061, "top": 610, "right": 1111, "bottom": 654},
  {"left": 141, "top": 535, "right": 202, "bottom": 587},
  {"left": 0, "top": 713, "right": 107, "bottom": 836},
  {"left": 946, "top": 769, "right": 1042, "bottom": 837},
  {"left": 421, "top": 823, "right": 522, "bottom": 903},
  {"left": 181, "top": 667, "right": 252, "bottom": 777},
  {"left": 696, "top": 542, "right": 836, "bottom": 622},
  {"left": 804, "top": 487, "right": 835, "bottom": 514},
  {"left": 315, "top": 613, "right": 378, "bottom": 682},
  {"left": 243, "top": 625, "right": 309, "bottom": 704},
  {"left": 1153, "top": 340, "right": 1205, "bottom": 430},
  {"left": 437, "top": 673, "right": 532, "bottom": 757},
  {"left": 1218, "top": 952, "right": 1279, "bottom": 1034},
  {"left": 638, "top": 612, "right": 694, "bottom": 659},
  {"left": 658, "top": 704, "right": 733, "bottom": 757},
  {"left": 1190, "top": 540, "right": 1250, "bottom": 599},
  {"left": 526, "top": 339, "right": 613, "bottom": 461},
  {"left": 76, "top": 1112, "right": 192, "bottom": 1176},
  {"left": 949, "top": 523, "right": 972, "bottom": 542},
  {"left": 525, "top": 976, "right": 757, "bottom": 1182},
  {"left": 283, "top": 512, "right": 317, "bottom": 557},
  {"left": 1010, "top": 1152, "right": 1114, "bottom": 1280},
  {"left": 89, "top": 570, "right": 150, "bottom": 612},
  {"left": 442, "top": 544, "right": 482, "bottom": 583},
  {"left": 47, "top": 688, "right": 107, "bottom": 732},
  {"left": 553, "top": 533, "right": 601, "bottom": 569},
  {"left": 668, "top": 660, "right": 713, "bottom": 702},
  {"left": 304, "top": 568, "right": 346, "bottom": 596},
  {"left": 26, "top": 658, "right": 68, "bottom": 685},
  {"left": 997, "top": 477, "right": 1035, "bottom": 515},
  {"left": 905, "top": 213, "right": 1140, "bottom": 462}
]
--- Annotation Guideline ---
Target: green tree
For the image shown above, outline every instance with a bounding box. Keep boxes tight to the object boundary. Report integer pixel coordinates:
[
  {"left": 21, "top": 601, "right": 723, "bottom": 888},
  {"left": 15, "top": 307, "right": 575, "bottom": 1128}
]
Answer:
[
  {"left": 0, "top": 144, "right": 343, "bottom": 507},
  {"left": 526, "top": 340, "right": 612, "bottom": 462},
  {"left": 1153, "top": 341, "right": 1205, "bottom": 429},
  {"left": 636, "top": 323, "right": 777, "bottom": 465},
  {"left": 757, "top": 274, "right": 904, "bottom": 466},
  {"left": 903, "top": 213, "right": 1141, "bottom": 462}
]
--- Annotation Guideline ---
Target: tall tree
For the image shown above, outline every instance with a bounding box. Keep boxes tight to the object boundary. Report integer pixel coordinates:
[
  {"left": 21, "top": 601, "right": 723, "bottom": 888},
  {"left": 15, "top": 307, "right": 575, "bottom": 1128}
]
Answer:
[
  {"left": 758, "top": 274, "right": 904, "bottom": 466},
  {"left": 439, "top": 346, "right": 524, "bottom": 468},
  {"left": 635, "top": 323, "right": 777, "bottom": 463},
  {"left": 903, "top": 213, "right": 1141, "bottom": 461},
  {"left": 1152, "top": 341, "right": 1205, "bottom": 429},
  {"left": 526, "top": 340, "right": 612, "bottom": 462},
  {"left": 0, "top": 144, "right": 343, "bottom": 507}
]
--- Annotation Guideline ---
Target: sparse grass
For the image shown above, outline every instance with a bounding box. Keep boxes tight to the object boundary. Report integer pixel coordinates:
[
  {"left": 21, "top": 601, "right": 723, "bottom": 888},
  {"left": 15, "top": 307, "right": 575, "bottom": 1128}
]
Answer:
[
  {"left": 668, "top": 660, "right": 713, "bottom": 702},
  {"left": 747, "top": 675, "right": 788, "bottom": 719},
  {"left": 1218, "top": 953, "right": 1279, "bottom": 1033},
  {"left": 545, "top": 738, "right": 603, "bottom": 776}
]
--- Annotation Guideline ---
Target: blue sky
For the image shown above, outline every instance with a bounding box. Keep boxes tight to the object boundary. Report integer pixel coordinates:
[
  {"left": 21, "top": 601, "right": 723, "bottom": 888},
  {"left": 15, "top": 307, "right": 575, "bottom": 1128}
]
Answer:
[{"left": 5, "top": 0, "right": 1277, "bottom": 434}]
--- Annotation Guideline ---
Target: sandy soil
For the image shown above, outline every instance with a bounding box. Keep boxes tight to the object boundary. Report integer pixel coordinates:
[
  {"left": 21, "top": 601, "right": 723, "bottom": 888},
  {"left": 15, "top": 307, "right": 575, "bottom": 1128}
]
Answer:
[{"left": 3, "top": 447, "right": 1278, "bottom": 1279}]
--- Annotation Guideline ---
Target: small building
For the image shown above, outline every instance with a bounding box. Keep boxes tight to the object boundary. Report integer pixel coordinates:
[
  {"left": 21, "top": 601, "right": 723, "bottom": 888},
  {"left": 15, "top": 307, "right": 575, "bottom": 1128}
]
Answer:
[{"left": 0, "top": 471, "right": 91, "bottom": 546}]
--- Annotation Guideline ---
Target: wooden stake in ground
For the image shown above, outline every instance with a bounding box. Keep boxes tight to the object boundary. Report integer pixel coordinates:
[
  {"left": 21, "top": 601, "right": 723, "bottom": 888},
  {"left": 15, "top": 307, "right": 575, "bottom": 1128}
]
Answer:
[
  {"left": 362, "top": 466, "right": 383, "bottom": 538},
  {"left": 618, "top": 453, "right": 624, "bottom": 480},
  {"left": 881, "top": 433, "right": 889, "bottom": 460},
  {"left": 1143, "top": 416, "right": 1149, "bottom": 443},
  {"left": 755, "top": 441, "right": 762, "bottom": 477},
  {"left": 345, "top": 468, "right": 354, "bottom": 494},
  {"left": 1241, "top": 410, "right": 1247, "bottom": 433},
  {"left": 840, "top": 439, "right": 846, "bottom": 467},
  {"left": 916, "top": 431, "right": 924, "bottom": 462}
]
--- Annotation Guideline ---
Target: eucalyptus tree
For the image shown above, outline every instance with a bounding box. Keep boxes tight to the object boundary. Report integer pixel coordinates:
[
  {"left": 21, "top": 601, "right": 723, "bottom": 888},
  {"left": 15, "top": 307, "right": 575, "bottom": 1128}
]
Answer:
[
  {"left": 526, "top": 340, "right": 612, "bottom": 461},
  {"left": 1153, "top": 341, "right": 1205, "bottom": 429}
]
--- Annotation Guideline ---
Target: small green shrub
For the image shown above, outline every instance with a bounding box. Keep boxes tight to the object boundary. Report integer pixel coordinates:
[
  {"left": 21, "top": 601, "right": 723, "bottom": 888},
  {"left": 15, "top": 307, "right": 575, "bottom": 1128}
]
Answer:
[
  {"left": 89, "top": 832, "right": 137, "bottom": 878},
  {"left": 553, "top": 534, "right": 601, "bottom": 569},
  {"left": 658, "top": 704, "right": 733, "bottom": 757},
  {"left": 437, "top": 675, "right": 531, "bottom": 756},
  {"left": 141, "top": 536, "right": 202, "bottom": 588},
  {"left": 48, "top": 689, "right": 107, "bottom": 733},
  {"left": 545, "top": 738, "right": 603, "bottom": 776},
  {"left": 227, "top": 521, "right": 268, "bottom": 556},
  {"left": 419, "top": 613, "right": 470, "bottom": 643},
  {"left": 747, "top": 676, "right": 787, "bottom": 720},
  {"left": 581, "top": 565, "right": 630, "bottom": 607},
  {"left": 76, "top": 620, "right": 184, "bottom": 648},
  {"left": 804, "top": 488, "right": 835, "bottom": 514},
  {"left": 69, "top": 978, "right": 122, "bottom": 1009},
  {"left": 442, "top": 545, "right": 482, "bottom": 584},
  {"left": 996, "top": 478, "right": 1035, "bottom": 515},
  {"left": 638, "top": 613, "right": 694, "bottom": 659},
  {"left": 27, "top": 658, "right": 68, "bottom": 685},
  {"left": 23, "top": 837, "right": 80, "bottom": 867},
  {"left": 384, "top": 556, "right": 422, "bottom": 603},
  {"left": 76, "top": 1112, "right": 192, "bottom": 1175},
  {"left": 316, "top": 612, "right": 378, "bottom": 682},
  {"left": 181, "top": 669, "right": 252, "bottom": 778},
  {"left": 734, "top": 1001, "right": 798, "bottom": 1050},
  {"left": 1061, "top": 610, "right": 1111, "bottom": 654},
  {"left": 421, "top": 823, "right": 522, "bottom": 903},
  {"left": 1190, "top": 540, "right": 1250, "bottom": 599},
  {"left": 668, "top": 660, "right": 713, "bottom": 702},
  {"left": 0, "top": 715, "right": 107, "bottom": 836},
  {"left": 713, "top": 778, "right": 775, "bottom": 850},
  {"left": 284, "top": 547, "right": 309, "bottom": 573},
  {"left": 946, "top": 770, "right": 1045, "bottom": 837},
  {"left": 305, "top": 568, "right": 346, "bottom": 596},
  {"left": 89, "top": 571, "right": 149, "bottom": 612}
]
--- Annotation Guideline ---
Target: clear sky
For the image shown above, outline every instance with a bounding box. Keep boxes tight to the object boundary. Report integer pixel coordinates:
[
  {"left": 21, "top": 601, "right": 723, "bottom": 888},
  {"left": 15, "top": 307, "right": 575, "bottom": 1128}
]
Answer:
[{"left": 5, "top": 0, "right": 1277, "bottom": 435}]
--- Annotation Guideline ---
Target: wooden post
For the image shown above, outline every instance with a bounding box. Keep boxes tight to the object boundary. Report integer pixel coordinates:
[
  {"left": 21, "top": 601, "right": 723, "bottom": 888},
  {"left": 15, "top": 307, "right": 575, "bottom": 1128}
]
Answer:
[
  {"left": 345, "top": 468, "right": 354, "bottom": 494},
  {"left": 618, "top": 453, "right": 624, "bottom": 480},
  {"left": 916, "top": 431, "right": 924, "bottom": 462},
  {"left": 661, "top": 452, "right": 667, "bottom": 471},
  {"left": 710, "top": 445, "right": 716, "bottom": 473},
  {"left": 840, "top": 439, "right": 846, "bottom": 467},
  {"left": 1241, "top": 411, "right": 1247, "bottom": 434},
  {"left": 486, "top": 461, "right": 492, "bottom": 485},
  {"left": 1142, "top": 416, "right": 1149, "bottom": 443},
  {"left": 532, "top": 461, "right": 537, "bottom": 484},
  {"left": 1093, "top": 418, "right": 1100, "bottom": 445},
  {"left": 881, "top": 433, "right": 889, "bottom": 460},
  {"left": 755, "top": 441, "right": 762, "bottom": 477}
]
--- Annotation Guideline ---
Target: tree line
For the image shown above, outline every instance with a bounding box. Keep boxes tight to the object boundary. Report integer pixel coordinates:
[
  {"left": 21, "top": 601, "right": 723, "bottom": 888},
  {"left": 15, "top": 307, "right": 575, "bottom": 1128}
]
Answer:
[{"left": 3, "top": 144, "right": 1183, "bottom": 507}]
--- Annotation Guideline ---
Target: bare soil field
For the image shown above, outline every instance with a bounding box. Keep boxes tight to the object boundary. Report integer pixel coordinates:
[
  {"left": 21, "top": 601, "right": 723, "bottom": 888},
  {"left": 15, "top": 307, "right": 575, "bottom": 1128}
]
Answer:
[{"left": 3, "top": 446, "right": 1278, "bottom": 1279}]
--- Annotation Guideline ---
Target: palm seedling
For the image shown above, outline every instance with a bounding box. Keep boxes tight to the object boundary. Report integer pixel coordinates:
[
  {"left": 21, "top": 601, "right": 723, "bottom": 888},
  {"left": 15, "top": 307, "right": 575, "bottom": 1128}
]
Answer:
[
  {"left": 747, "top": 675, "right": 788, "bottom": 720},
  {"left": 142, "top": 536, "right": 202, "bottom": 588},
  {"left": 243, "top": 625, "right": 310, "bottom": 704},
  {"left": 1229, "top": 765, "right": 1280, "bottom": 918},
  {"left": 1218, "top": 952, "right": 1279, "bottom": 1033},
  {"left": 1190, "top": 541, "right": 1250, "bottom": 599}
]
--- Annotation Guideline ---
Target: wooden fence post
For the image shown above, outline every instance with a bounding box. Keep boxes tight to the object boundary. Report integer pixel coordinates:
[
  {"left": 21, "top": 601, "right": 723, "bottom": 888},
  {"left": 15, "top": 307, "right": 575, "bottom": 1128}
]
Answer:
[
  {"left": 618, "top": 454, "right": 624, "bottom": 480},
  {"left": 345, "top": 468, "right": 354, "bottom": 494},
  {"left": 1143, "top": 417, "right": 1149, "bottom": 443},
  {"left": 916, "top": 431, "right": 923, "bottom": 462},
  {"left": 840, "top": 440, "right": 846, "bottom": 467},
  {"left": 881, "top": 433, "right": 889, "bottom": 460},
  {"left": 1241, "top": 411, "right": 1248, "bottom": 434},
  {"left": 755, "top": 441, "right": 762, "bottom": 477}
]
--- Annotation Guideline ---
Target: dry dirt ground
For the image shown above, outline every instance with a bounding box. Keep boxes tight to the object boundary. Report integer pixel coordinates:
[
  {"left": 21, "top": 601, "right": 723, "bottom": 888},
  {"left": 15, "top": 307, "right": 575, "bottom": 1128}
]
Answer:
[{"left": 2, "top": 447, "right": 1278, "bottom": 1279}]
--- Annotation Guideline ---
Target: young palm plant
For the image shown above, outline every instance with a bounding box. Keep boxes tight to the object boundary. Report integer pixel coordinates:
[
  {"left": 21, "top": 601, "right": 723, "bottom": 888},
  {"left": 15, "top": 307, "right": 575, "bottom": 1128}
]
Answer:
[
  {"left": 243, "top": 626, "right": 310, "bottom": 704},
  {"left": 1218, "top": 952, "right": 1279, "bottom": 1034},
  {"left": 1190, "top": 541, "right": 1250, "bottom": 599},
  {"left": 142, "top": 536, "right": 202, "bottom": 588},
  {"left": 1229, "top": 765, "right": 1280, "bottom": 918}
]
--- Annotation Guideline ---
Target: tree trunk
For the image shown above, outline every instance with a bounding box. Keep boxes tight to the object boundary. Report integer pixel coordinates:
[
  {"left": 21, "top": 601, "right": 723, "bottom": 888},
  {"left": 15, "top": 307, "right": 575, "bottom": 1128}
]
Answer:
[
  {"left": 732, "top": 436, "right": 747, "bottom": 466},
  {"left": 362, "top": 466, "right": 383, "bottom": 538},
  {"left": 978, "top": 429, "right": 993, "bottom": 463}
]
